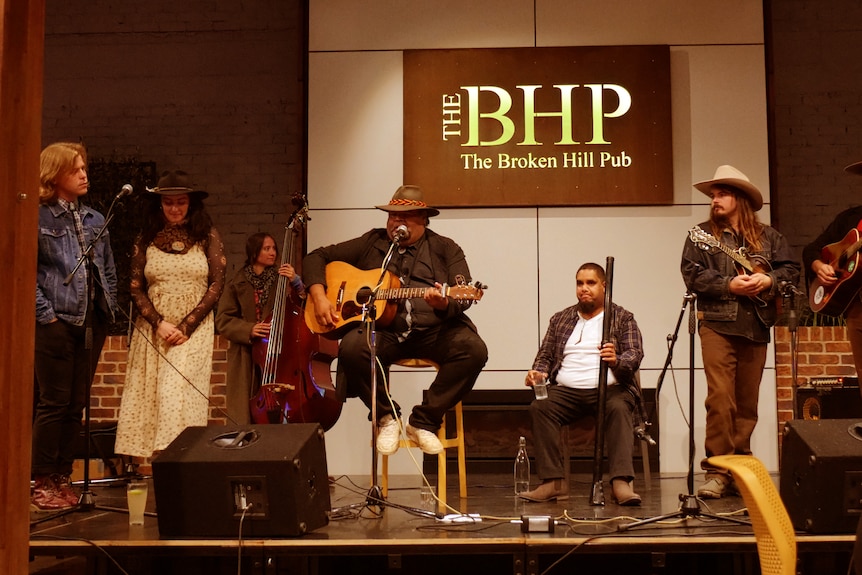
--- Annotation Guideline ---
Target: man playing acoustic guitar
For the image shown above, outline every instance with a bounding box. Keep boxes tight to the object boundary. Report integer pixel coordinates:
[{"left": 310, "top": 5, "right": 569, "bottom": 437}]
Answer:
[
  {"left": 803, "top": 160, "right": 862, "bottom": 392},
  {"left": 681, "top": 165, "right": 800, "bottom": 499},
  {"left": 303, "top": 185, "right": 488, "bottom": 455}
]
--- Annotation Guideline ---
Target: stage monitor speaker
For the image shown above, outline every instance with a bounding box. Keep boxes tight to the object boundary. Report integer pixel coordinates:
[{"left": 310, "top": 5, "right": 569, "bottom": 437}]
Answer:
[
  {"left": 152, "top": 424, "right": 330, "bottom": 538},
  {"left": 780, "top": 419, "right": 862, "bottom": 533}
]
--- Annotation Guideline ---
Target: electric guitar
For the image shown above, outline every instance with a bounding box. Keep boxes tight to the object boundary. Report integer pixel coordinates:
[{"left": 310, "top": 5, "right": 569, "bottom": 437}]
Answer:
[
  {"left": 304, "top": 261, "right": 485, "bottom": 339},
  {"left": 808, "top": 227, "right": 862, "bottom": 317},
  {"left": 688, "top": 225, "right": 778, "bottom": 326}
]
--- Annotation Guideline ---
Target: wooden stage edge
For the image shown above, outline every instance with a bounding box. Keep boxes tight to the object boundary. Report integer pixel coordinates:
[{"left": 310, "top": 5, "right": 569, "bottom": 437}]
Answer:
[{"left": 29, "top": 472, "right": 856, "bottom": 575}]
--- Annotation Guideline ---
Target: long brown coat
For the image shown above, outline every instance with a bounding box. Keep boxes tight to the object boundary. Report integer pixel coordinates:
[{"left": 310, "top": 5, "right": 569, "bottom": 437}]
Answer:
[{"left": 215, "top": 267, "right": 275, "bottom": 425}]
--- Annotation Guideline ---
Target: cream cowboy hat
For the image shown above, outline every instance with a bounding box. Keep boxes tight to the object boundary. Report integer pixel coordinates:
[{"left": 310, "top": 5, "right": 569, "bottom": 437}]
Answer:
[
  {"left": 693, "top": 165, "right": 763, "bottom": 212},
  {"left": 375, "top": 185, "right": 439, "bottom": 217}
]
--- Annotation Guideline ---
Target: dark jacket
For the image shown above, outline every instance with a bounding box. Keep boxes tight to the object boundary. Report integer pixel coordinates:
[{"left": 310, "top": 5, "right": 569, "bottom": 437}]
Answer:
[{"left": 681, "top": 221, "right": 800, "bottom": 327}]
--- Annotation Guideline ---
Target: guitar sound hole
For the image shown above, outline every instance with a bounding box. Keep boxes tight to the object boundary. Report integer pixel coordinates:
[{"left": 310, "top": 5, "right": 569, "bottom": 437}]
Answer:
[{"left": 355, "top": 287, "right": 373, "bottom": 305}]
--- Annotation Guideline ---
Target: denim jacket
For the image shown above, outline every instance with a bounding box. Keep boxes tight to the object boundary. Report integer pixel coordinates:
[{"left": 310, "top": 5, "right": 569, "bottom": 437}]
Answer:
[
  {"left": 36, "top": 203, "right": 118, "bottom": 326},
  {"left": 680, "top": 221, "right": 800, "bottom": 326}
]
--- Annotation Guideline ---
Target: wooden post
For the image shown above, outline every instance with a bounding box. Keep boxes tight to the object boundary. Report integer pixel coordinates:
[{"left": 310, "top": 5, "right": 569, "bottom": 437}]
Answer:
[{"left": 0, "top": 1, "right": 45, "bottom": 573}]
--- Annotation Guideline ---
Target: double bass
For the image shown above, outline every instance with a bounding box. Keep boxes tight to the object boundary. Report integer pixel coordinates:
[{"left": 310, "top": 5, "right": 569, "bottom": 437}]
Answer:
[{"left": 249, "top": 197, "right": 341, "bottom": 430}]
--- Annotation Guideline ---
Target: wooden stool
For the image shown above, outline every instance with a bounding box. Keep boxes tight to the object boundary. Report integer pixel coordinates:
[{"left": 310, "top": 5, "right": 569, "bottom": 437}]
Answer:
[{"left": 379, "top": 358, "right": 467, "bottom": 506}]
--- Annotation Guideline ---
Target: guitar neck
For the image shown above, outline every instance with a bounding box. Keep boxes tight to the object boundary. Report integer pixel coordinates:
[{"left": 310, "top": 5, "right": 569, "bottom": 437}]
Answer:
[{"left": 377, "top": 286, "right": 435, "bottom": 301}]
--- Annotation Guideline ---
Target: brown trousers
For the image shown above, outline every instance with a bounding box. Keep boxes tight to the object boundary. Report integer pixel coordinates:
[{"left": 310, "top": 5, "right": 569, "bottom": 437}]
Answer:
[{"left": 698, "top": 325, "right": 767, "bottom": 478}]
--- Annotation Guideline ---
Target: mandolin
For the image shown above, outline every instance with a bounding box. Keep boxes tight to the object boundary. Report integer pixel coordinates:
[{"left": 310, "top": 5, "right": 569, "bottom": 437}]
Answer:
[{"left": 688, "top": 225, "right": 778, "bottom": 326}]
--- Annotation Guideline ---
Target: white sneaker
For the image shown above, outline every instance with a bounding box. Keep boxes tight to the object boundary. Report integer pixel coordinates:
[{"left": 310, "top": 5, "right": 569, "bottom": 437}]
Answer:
[
  {"left": 376, "top": 415, "right": 401, "bottom": 455},
  {"left": 406, "top": 424, "right": 444, "bottom": 454}
]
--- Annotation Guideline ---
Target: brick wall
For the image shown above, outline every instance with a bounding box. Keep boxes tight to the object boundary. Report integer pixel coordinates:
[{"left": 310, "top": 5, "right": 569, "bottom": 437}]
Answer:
[{"left": 91, "top": 335, "right": 230, "bottom": 426}]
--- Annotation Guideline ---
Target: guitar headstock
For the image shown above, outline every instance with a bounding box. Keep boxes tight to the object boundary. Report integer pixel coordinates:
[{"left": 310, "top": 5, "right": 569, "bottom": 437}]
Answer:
[
  {"left": 688, "top": 225, "right": 718, "bottom": 250},
  {"left": 447, "top": 283, "right": 485, "bottom": 302},
  {"left": 445, "top": 275, "right": 486, "bottom": 301}
]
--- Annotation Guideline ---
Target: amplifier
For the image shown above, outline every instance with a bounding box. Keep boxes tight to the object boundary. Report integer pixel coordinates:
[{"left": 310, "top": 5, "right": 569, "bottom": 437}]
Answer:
[
  {"left": 797, "top": 381, "right": 862, "bottom": 420},
  {"left": 808, "top": 377, "right": 858, "bottom": 387}
]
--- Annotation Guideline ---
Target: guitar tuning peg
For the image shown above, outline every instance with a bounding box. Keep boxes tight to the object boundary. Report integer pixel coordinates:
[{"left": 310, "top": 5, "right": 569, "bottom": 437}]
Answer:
[{"left": 474, "top": 281, "right": 488, "bottom": 290}]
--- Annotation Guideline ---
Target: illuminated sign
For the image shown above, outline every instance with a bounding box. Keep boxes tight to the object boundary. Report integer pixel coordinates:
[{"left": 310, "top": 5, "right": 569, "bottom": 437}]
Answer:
[{"left": 403, "top": 46, "right": 673, "bottom": 207}]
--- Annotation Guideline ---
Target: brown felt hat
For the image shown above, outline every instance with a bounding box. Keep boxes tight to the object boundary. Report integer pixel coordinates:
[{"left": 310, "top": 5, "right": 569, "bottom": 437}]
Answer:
[{"left": 375, "top": 185, "right": 439, "bottom": 217}]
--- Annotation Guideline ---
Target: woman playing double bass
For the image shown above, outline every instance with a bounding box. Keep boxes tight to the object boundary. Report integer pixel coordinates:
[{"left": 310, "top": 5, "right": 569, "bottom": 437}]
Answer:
[{"left": 216, "top": 233, "right": 305, "bottom": 424}]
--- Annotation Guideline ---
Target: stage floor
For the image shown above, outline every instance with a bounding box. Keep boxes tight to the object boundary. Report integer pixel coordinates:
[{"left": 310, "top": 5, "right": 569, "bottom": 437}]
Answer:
[{"left": 29, "top": 471, "right": 855, "bottom": 575}]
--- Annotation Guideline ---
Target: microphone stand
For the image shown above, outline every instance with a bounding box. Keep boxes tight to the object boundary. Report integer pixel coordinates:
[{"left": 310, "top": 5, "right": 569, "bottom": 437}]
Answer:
[
  {"left": 619, "top": 291, "right": 750, "bottom": 531},
  {"left": 330, "top": 235, "right": 437, "bottom": 518},
  {"left": 781, "top": 282, "right": 801, "bottom": 418},
  {"left": 61, "top": 191, "right": 124, "bottom": 511}
]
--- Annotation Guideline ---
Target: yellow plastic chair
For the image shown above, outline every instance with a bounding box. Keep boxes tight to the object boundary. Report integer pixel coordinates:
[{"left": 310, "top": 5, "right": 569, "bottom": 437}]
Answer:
[
  {"left": 379, "top": 358, "right": 467, "bottom": 507},
  {"left": 707, "top": 455, "right": 797, "bottom": 575}
]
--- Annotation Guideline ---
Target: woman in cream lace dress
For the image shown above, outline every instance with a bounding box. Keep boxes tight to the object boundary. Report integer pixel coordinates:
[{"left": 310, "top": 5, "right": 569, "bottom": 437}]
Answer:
[{"left": 115, "top": 170, "right": 226, "bottom": 459}]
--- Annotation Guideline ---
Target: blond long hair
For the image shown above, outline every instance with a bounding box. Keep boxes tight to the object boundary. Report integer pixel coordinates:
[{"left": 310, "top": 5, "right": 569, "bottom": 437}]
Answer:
[
  {"left": 709, "top": 184, "right": 764, "bottom": 252},
  {"left": 39, "top": 142, "right": 87, "bottom": 205}
]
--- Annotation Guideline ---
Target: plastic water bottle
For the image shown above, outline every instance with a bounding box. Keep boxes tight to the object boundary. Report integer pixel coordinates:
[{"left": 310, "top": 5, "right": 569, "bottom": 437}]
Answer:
[{"left": 514, "top": 436, "right": 530, "bottom": 494}]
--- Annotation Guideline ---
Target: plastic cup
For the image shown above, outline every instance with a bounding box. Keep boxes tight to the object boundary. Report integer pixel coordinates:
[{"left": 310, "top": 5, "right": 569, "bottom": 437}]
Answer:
[
  {"left": 420, "top": 485, "right": 436, "bottom": 510},
  {"left": 127, "top": 481, "right": 148, "bottom": 526},
  {"left": 533, "top": 376, "right": 548, "bottom": 400}
]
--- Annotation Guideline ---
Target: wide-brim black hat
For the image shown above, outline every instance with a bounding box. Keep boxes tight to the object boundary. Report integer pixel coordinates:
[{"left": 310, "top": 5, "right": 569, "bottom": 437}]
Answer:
[{"left": 150, "top": 170, "right": 208, "bottom": 199}]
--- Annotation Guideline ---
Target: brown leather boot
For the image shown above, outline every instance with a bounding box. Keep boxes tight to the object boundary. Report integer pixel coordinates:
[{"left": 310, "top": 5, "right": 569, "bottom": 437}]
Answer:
[
  {"left": 611, "top": 477, "right": 642, "bottom": 506},
  {"left": 31, "top": 475, "right": 74, "bottom": 511},
  {"left": 51, "top": 474, "right": 80, "bottom": 506},
  {"left": 519, "top": 478, "right": 568, "bottom": 502}
]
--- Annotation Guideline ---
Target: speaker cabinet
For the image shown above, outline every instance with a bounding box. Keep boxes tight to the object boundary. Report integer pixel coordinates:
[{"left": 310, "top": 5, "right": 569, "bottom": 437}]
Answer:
[
  {"left": 796, "top": 384, "right": 862, "bottom": 420},
  {"left": 780, "top": 419, "right": 862, "bottom": 533},
  {"left": 152, "top": 424, "right": 330, "bottom": 538}
]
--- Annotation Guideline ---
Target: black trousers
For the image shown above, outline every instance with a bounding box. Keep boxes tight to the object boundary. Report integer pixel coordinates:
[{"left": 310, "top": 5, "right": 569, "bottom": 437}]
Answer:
[
  {"left": 336, "top": 321, "right": 487, "bottom": 431},
  {"left": 32, "top": 317, "right": 107, "bottom": 476},
  {"left": 529, "top": 384, "right": 636, "bottom": 482}
]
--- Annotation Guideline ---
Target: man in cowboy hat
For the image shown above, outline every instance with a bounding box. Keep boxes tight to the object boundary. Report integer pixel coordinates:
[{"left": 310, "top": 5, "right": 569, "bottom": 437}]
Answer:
[
  {"left": 803, "top": 160, "right": 862, "bottom": 392},
  {"left": 303, "top": 185, "right": 488, "bottom": 455},
  {"left": 681, "top": 165, "right": 799, "bottom": 499}
]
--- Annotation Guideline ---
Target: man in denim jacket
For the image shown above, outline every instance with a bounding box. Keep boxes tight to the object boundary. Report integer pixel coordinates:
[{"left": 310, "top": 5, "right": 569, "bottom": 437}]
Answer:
[
  {"left": 681, "top": 165, "right": 799, "bottom": 499},
  {"left": 32, "top": 142, "right": 118, "bottom": 510}
]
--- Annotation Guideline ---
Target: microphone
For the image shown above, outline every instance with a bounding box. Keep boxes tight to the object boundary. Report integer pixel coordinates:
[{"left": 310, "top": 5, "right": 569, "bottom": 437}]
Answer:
[
  {"left": 393, "top": 224, "right": 409, "bottom": 243},
  {"left": 635, "top": 426, "right": 657, "bottom": 446},
  {"left": 779, "top": 281, "right": 803, "bottom": 296},
  {"left": 116, "top": 184, "right": 134, "bottom": 199}
]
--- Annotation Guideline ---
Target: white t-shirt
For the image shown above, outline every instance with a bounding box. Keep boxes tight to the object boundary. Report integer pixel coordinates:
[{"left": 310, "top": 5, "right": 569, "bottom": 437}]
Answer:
[{"left": 555, "top": 311, "right": 618, "bottom": 390}]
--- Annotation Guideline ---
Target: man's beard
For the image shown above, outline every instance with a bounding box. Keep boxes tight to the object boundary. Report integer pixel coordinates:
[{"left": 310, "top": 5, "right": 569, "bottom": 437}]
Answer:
[
  {"left": 711, "top": 209, "right": 730, "bottom": 227},
  {"left": 579, "top": 299, "right": 598, "bottom": 314}
]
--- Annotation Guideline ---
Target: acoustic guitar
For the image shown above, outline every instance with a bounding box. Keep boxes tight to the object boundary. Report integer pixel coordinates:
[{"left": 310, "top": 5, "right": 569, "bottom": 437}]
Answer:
[
  {"left": 688, "top": 225, "right": 778, "bottom": 326},
  {"left": 304, "top": 261, "right": 485, "bottom": 339},
  {"left": 809, "top": 227, "right": 862, "bottom": 317}
]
